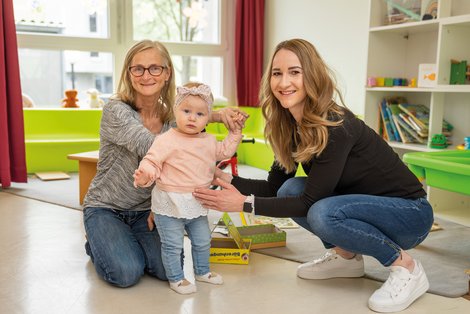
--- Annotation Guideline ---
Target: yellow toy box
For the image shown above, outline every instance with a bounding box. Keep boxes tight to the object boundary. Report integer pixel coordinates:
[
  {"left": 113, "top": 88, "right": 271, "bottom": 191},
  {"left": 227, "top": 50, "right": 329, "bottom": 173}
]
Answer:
[{"left": 210, "top": 213, "right": 252, "bottom": 265}]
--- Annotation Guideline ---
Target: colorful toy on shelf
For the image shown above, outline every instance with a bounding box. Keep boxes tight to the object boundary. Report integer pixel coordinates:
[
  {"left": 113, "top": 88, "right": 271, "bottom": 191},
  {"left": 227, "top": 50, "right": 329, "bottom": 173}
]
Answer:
[
  {"left": 421, "top": 0, "right": 438, "bottom": 20},
  {"left": 385, "top": 0, "right": 421, "bottom": 25},
  {"left": 62, "top": 89, "right": 79, "bottom": 108},
  {"left": 367, "top": 77, "right": 377, "bottom": 87},
  {"left": 450, "top": 59, "right": 468, "bottom": 85},
  {"left": 376, "top": 77, "right": 385, "bottom": 87},
  {"left": 367, "top": 77, "right": 413, "bottom": 88},
  {"left": 429, "top": 134, "right": 448, "bottom": 149},
  {"left": 384, "top": 78, "right": 394, "bottom": 87}
]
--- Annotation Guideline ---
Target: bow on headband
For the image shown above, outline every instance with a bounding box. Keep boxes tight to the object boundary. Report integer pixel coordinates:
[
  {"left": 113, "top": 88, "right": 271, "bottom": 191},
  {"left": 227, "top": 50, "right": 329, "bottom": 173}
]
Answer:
[{"left": 175, "top": 84, "right": 213, "bottom": 109}]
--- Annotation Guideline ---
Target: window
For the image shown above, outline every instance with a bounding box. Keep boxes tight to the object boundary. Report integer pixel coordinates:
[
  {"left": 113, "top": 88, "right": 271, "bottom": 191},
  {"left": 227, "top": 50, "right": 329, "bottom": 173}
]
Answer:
[
  {"left": 133, "top": 0, "right": 219, "bottom": 44},
  {"left": 18, "top": 48, "right": 113, "bottom": 107},
  {"left": 14, "top": 0, "right": 109, "bottom": 38},
  {"left": 14, "top": 0, "right": 234, "bottom": 108}
]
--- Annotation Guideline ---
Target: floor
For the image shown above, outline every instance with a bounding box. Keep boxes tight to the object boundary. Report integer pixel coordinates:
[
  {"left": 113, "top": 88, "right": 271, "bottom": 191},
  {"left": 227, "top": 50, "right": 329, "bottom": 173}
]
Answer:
[{"left": 1, "top": 166, "right": 470, "bottom": 314}]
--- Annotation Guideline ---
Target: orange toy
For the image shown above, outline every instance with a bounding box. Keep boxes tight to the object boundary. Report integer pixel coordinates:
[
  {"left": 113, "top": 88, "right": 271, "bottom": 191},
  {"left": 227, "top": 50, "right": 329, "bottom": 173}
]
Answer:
[{"left": 62, "top": 89, "right": 79, "bottom": 108}]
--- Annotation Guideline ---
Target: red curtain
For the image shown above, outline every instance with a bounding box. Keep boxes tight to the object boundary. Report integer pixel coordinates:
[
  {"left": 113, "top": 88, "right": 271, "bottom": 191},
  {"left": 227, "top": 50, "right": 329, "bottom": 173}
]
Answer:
[
  {"left": 235, "top": 0, "right": 264, "bottom": 107},
  {"left": 0, "top": 0, "right": 27, "bottom": 188}
]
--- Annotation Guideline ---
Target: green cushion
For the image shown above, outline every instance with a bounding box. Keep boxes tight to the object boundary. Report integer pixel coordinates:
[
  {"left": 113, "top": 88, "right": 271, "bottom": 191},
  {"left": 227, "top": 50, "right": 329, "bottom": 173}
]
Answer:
[{"left": 23, "top": 108, "right": 102, "bottom": 173}]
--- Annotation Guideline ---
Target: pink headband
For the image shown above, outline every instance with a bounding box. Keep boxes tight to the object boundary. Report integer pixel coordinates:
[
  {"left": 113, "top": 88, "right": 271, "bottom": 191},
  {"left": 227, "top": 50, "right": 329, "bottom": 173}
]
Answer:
[{"left": 175, "top": 84, "right": 213, "bottom": 110}]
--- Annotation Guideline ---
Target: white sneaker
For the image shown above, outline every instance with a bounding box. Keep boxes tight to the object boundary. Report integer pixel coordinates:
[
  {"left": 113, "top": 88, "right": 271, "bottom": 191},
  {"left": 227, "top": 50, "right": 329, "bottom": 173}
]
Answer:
[
  {"left": 368, "top": 260, "right": 429, "bottom": 313},
  {"left": 169, "top": 279, "right": 197, "bottom": 295},
  {"left": 195, "top": 272, "right": 224, "bottom": 285},
  {"left": 297, "top": 249, "right": 365, "bottom": 280}
]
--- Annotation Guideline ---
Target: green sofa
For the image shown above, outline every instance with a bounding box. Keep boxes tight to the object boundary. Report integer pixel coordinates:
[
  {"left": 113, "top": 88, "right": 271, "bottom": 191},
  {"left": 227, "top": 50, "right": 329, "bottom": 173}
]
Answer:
[
  {"left": 23, "top": 108, "right": 102, "bottom": 173},
  {"left": 22, "top": 106, "right": 280, "bottom": 174}
]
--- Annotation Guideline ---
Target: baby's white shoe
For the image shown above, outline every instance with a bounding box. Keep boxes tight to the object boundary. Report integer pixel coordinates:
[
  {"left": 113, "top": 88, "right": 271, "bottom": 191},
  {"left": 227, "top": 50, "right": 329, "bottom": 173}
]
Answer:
[
  {"left": 169, "top": 279, "right": 197, "bottom": 295},
  {"left": 195, "top": 272, "right": 224, "bottom": 285}
]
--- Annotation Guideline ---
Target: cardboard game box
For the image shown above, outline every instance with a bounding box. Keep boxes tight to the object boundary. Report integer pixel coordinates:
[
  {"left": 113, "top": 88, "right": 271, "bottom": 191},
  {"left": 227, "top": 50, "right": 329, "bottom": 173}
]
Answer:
[
  {"left": 210, "top": 213, "right": 252, "bottom": 265},
  {"left": 210, "top": 213, "right": 287, "bottom": 264},
  {"left": 237, "top": 224, "right": 286, "bottom": 249}
]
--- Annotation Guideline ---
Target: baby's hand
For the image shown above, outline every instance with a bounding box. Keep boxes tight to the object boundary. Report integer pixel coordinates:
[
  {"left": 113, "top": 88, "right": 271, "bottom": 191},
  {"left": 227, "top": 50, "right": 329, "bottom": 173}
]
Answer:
[
  {"left": 230, "top": 112, "right": 246, "bottom": 132},
  {"left": 235, "top": 111, "right": 247, "bottom": 125},
  {"left": 133, "top": 168, "right": 153, "bottom": 188}
]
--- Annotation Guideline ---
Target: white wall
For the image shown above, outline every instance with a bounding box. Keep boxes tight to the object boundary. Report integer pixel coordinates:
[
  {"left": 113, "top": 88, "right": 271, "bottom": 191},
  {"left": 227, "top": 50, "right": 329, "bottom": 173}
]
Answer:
[{"left": 264, "top": 0, "right": 370, "bottom": 115}]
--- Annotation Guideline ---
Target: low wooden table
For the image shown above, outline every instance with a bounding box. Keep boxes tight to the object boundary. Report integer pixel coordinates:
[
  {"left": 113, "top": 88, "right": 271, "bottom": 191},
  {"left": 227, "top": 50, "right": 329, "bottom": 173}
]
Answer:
[{"left": 67, "top": 151, "right": 99, "bottom": 204}]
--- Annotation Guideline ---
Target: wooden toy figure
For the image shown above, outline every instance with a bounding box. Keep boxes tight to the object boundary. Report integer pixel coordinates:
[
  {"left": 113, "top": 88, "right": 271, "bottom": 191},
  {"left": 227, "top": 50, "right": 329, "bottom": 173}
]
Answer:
[{"left": 62, "top": 89, "right": 79, "bottom": 108}]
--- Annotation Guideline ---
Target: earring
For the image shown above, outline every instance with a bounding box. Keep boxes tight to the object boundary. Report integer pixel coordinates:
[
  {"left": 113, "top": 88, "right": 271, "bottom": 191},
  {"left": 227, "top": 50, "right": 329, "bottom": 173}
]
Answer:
[{"left": 158, "top": 95, "right": 163, "bottom": 105}]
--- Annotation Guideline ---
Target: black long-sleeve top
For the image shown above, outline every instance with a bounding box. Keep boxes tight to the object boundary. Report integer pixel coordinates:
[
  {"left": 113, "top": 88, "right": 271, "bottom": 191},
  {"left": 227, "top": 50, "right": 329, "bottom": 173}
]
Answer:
[{"left": 233, "top": 109, "right": 426, "bottom": 218}]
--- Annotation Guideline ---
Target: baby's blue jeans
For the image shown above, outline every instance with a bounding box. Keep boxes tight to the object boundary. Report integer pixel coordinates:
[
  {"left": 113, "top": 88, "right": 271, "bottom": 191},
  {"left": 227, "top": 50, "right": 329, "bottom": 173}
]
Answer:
[{"left": 154, "top": 214, "right": 211, "bottom": 282}]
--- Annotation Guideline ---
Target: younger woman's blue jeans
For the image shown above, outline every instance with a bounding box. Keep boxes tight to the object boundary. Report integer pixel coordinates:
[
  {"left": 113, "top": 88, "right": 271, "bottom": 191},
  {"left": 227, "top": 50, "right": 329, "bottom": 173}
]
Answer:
[
  {"left": 83, "top": 207, "right": 167, "bottom": 287},
  {"left": 277, "top": 177, "right": 433, "bottom": 266},
  {"left": 154, "top": 214, "right": 212, "bottom": 282}
]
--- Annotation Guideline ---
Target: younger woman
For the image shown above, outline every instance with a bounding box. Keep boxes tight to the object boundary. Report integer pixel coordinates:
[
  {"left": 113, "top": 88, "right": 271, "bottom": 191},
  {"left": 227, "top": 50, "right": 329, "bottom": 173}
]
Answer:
[{"left": 193, "top": 39, "right": 433, "bottom": 313}]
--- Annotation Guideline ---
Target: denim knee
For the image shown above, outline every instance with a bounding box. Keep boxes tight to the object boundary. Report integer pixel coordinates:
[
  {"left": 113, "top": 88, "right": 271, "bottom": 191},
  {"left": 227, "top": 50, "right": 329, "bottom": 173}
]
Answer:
[
  {"left": 100, "top": 262, "right": 144, "bottom": 288},
  {"left": 277, "top": 177, "right": 306, "bottom": 197},
  {"left": 306, "top": 200, "right": 332, "bottom": 238}
]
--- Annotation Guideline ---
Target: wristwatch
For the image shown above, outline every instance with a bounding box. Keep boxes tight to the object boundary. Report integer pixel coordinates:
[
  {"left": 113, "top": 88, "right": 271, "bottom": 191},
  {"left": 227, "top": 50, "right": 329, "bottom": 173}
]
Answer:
[{"left": 243, "top": 194, "right": 255, "bottom": 214}]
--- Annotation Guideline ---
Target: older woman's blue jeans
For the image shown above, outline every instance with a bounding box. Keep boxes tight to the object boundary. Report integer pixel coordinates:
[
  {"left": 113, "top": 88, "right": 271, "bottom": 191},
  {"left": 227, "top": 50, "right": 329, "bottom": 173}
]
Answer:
[
  {"left": 83, "top": 207, "right": 167, "bottom": 287},
  {"left": 277, "top": 177, "right": 433, "bottom": 266}
]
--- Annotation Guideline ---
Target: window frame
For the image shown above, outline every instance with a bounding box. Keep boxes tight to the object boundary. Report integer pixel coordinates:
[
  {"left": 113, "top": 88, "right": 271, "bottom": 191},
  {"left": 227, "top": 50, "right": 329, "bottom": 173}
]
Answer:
[{"left": 15, "top": 0, "right": 236, "bottom": 105}]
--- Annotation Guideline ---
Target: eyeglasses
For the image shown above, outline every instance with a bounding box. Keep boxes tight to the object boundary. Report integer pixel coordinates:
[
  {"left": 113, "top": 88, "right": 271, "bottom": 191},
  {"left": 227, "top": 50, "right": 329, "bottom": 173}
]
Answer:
[{"left": 128, "top": 64, "right": 166, "bottom": 77}]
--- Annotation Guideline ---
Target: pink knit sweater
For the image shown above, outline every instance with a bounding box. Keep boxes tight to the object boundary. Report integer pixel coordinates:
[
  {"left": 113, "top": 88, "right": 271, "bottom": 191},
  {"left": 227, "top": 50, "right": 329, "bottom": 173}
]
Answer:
[{"left": 139, "top": 128, "right": 242, "bottom": 193}]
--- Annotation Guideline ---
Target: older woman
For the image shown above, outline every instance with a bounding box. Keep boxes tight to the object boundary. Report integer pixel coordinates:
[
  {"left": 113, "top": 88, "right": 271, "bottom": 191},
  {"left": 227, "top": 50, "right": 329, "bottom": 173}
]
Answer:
[{"left": 83, "top": 40, "right": 245, "bottom": 288}]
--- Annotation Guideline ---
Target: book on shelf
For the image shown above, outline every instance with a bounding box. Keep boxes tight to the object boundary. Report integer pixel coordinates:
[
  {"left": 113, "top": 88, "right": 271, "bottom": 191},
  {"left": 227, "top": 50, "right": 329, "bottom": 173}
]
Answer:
[
  {"left": 399, "top": 113, "right": 427, "bottom": 137},
  {"left": 378, "top": 106, "right": 386, "bottom": 140},
  {"left": 385, "top": 104, "right": 402, "bottom": 142},
  {"left": 378, "top": 98, "right": 453, "bottom": 145},
  {"left": 397, "top": 103, "right": 454, "bottom": 134},
  {"left": 394, "top": 114, "right": 425, "bottom": 143},
  {"left": 390, "top": 115, "right": 415, "bottom": 143},
  {"left": 379, "top": 99, "right": 396, "bottom": 142}
]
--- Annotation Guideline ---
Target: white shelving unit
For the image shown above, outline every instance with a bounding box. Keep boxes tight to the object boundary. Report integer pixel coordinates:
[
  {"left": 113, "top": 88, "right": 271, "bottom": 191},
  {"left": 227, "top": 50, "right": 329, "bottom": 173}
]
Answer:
[{"left": 364, "top": 0, "right": 470, "bottom": 152}]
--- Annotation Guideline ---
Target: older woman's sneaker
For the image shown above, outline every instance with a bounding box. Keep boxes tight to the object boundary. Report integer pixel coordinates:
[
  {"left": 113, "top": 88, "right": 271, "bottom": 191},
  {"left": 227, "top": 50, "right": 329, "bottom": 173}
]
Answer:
[
  {"left": 297, "top": 249, "right": 365, "bottom": 280},
  {"left": 368, "top": 260, "right": 429, "bottom": 313}
]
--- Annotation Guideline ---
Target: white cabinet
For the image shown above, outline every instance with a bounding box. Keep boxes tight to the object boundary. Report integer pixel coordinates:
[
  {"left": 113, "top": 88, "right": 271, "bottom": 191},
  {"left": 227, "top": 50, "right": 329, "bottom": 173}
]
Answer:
[{"left": 364, "top": 0, "right": 470, "bottom": 152}]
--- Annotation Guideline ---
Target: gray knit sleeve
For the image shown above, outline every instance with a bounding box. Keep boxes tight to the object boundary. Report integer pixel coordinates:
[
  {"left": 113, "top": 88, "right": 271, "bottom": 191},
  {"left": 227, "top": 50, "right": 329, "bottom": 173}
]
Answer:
[{"left": 101, "top": 100, "right": 155, "bottom": 157}]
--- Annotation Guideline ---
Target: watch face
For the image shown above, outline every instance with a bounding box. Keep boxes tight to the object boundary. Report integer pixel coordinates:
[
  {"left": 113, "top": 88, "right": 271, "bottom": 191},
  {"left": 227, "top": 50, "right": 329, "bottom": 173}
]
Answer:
[{"left": 243, "top": 202, "right": 252, "bottom": 213}]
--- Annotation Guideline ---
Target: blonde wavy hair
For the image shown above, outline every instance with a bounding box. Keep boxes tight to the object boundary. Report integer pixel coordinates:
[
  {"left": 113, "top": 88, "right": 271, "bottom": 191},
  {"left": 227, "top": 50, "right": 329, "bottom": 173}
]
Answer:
[
  {"left": 260, "top": 38, "right": 346, "bottom": 173},
  {"left": 113, "top": 40, "right": 176, "bottom": 123}
]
